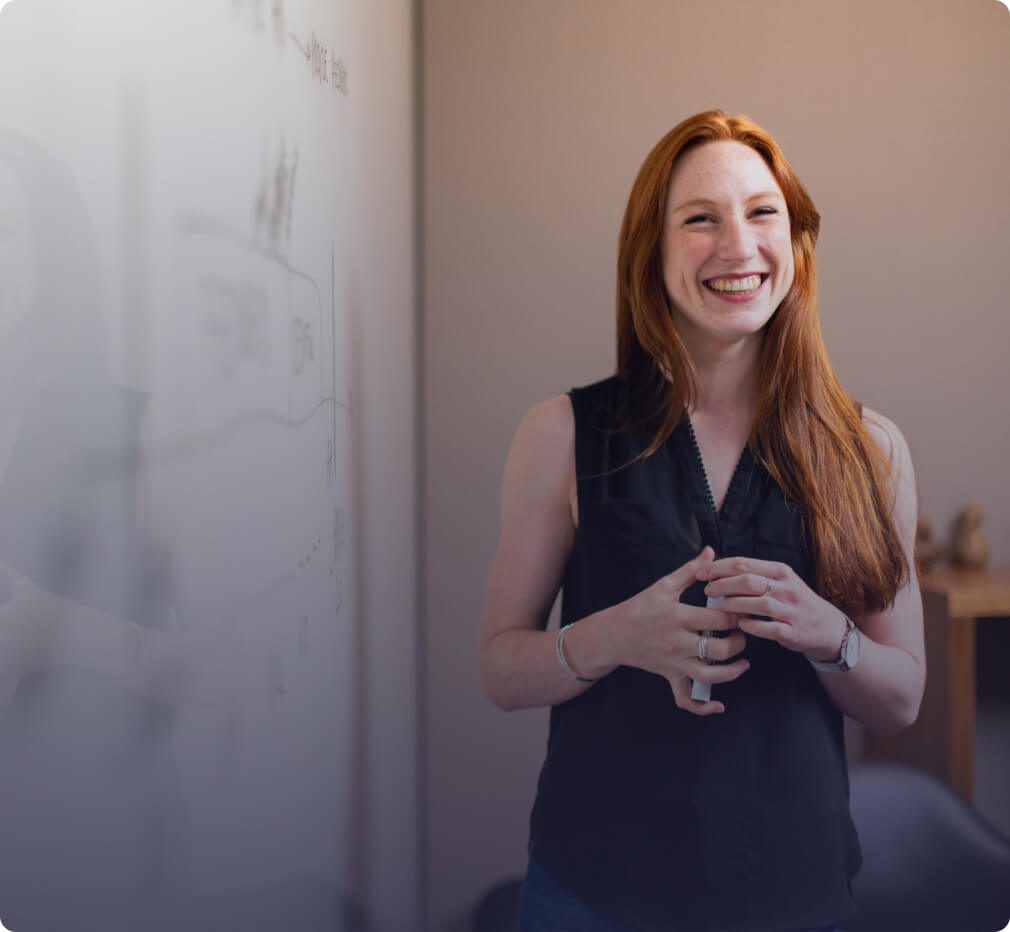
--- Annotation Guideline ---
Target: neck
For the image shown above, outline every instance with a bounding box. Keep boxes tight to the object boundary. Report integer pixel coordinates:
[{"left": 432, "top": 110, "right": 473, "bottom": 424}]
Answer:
[{"left": 685, "top": 333, "right": 762, "bottom": 420}]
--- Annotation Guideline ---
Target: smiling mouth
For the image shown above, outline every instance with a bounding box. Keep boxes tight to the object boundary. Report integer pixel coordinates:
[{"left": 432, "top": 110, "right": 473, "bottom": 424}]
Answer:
[{"left": 704, "top": 274, "right": 767, "bottom": 294}]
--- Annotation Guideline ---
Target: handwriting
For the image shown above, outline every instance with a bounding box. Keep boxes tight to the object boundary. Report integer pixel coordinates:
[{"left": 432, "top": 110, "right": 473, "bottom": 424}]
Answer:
[
  {"left": 289, "top": 29, "right": 348, "bottom": 96},
  {"left": 254, "top": 137, "right": 298, "bottom": 253},
  {"left": 290, "top": 316, "right": 315, "bottom": 376}
]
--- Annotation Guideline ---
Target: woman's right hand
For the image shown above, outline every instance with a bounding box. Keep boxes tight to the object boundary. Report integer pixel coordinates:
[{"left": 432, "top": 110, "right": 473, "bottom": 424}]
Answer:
[{"left": 613, "top": 546, "right": 749, "bottom": 715}]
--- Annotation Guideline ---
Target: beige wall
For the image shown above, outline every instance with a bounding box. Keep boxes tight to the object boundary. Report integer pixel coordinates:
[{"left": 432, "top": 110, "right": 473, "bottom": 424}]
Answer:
[
  {"left": 423, "top": 0, "right": 1010, "bottom": 927},
  {"left": 351, "top": 4, "right": 421, "bottom": 928}
]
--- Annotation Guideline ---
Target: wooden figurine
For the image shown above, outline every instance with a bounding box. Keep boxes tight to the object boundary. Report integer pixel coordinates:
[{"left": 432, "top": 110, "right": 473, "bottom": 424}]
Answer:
[
  {"left": 915, "top": 516, "right": 945, "bottom": 575},
  {"left": 951, "top": 504, "right": 990, "bottom": 571}
]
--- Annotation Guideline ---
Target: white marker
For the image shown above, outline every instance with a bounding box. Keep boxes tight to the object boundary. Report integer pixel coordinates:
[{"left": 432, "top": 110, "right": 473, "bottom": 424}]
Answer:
[{"left": 691, "top": 595, "right": 723, "bottom": 702}]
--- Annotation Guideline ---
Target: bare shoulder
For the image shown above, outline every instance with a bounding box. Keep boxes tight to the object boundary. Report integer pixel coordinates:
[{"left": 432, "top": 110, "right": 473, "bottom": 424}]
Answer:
[
  {"left": 482, "top": 396, "right": 577, "bottom": 640},
  {"left": 503, "top": 395, "right": 575, "bottom": 511},
  {"left": 860, "top": 405, "right": 913, "bottom": 474},
  {"left": 860, "top": 405, "right": 917, "bottom": 532},
  {"left": 505, "top": 393, "right": 577, "bottom": 521},
  {"left": 515, "top": 395, "right": 574, "bottom": 446}
]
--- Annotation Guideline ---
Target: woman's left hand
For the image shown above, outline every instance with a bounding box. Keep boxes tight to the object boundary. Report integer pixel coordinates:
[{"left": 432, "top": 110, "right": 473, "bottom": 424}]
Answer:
[{"left": 696, "top": 557, "right": 848, "bottom": 663}]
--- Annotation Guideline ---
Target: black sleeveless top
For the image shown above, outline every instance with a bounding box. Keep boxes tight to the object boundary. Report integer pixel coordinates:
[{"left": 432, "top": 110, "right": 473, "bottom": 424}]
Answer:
[{"left": 528, "top": 371, "right": 862, "bottom": 930}]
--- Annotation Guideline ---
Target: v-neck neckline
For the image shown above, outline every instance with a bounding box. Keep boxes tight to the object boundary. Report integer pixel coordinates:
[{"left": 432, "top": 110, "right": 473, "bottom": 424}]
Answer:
[{"left": 682, "top": 415, "right": 751, "bottom": 554}]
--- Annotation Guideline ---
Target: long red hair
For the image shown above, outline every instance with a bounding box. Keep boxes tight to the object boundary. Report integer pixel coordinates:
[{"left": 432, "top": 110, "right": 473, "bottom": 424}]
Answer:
[{"left": 616, "top": 110, "right": 907, "bottom": 618}]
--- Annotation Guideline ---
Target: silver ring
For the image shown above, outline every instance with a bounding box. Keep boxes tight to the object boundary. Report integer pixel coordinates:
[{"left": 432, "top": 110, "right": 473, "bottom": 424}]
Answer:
[
  {"left": 764, "top": 578, "right": 773, "bottom": 597},
  {"left": 697, "top": 633, "right": 709, "bottom": 662}
]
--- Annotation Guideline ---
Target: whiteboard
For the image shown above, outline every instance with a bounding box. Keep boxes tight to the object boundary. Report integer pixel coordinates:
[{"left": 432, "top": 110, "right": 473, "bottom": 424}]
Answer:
[{"left": 0, "top": 1, "right": 405, "bottom": 928}]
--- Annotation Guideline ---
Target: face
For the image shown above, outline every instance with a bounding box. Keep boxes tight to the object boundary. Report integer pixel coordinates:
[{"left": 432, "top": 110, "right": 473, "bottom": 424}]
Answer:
[{"left": 661, "top": 140, "right": 794, "bottom": 355}]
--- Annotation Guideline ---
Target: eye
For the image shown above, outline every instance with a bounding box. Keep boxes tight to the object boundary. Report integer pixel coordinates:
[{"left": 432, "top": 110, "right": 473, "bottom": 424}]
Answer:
[
  {"left": 752, "top": 206, "right": 778, "bottom": 217},
  {"left": 684, "top": 214, "right": 714, "bottom": 225}
]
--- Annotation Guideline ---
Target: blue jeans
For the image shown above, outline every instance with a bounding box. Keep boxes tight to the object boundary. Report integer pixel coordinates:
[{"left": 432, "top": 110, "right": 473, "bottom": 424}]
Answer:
[
  {"left": 515, "top": 855, "right": 840, "bottom": 931},
  {"left": 516, "top": 856, "right": 632, "bottom": 931}
]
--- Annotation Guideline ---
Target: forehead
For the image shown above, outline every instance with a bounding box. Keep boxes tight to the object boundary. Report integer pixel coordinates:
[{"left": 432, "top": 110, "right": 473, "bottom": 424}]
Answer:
[{"left": 666, "top": 140, "right": 783, "bottom": 206}]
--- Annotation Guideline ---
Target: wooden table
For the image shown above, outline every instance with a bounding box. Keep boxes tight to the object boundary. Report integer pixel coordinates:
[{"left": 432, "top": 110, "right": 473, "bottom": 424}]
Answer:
[{"left": 863, "top": 566, "right": 1010, "bottom": 802}]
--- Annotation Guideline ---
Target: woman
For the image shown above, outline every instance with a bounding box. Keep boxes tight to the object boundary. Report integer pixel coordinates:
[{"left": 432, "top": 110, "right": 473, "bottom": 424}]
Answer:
[{"left": 478, "top": 111, "right": 924, "bottom": 931}]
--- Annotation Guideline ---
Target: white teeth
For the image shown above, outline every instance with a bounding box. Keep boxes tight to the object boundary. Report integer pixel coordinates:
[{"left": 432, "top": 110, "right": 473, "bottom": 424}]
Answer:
[{"left": 707, "top": 274, "right": 762, "bottom": 293}]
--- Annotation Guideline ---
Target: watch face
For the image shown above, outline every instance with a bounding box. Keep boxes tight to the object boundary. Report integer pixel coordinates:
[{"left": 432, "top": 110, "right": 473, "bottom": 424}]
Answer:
[{"left": 842, "top": 627, "right": 860, "bottom": 668}]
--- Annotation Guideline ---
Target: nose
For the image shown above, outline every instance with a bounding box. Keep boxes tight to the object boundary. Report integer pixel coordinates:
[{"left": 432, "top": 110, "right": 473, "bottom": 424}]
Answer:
[{"left": 716, "top": 215, "right": 757, "bottom": 263}]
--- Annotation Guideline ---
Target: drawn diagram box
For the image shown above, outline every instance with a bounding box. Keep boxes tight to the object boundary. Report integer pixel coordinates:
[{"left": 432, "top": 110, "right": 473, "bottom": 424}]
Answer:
[
  {"left": 170, "top": 221, "right": 325, "bottom": 427},
  {"left": 176, "top": 227, "right": 288, "bottom": 420}
]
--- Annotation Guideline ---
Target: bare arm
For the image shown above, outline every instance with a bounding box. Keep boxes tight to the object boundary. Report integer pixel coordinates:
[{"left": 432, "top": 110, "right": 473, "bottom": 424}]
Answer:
[
  {"left": 477, "top": 396, "right": 609, "bottom": 710},
  {"left": 811, "top": 409, "right": 924, "bottom": 734},
  {"left": 479, "top": 396, "right": 746, "bottom": 713}
]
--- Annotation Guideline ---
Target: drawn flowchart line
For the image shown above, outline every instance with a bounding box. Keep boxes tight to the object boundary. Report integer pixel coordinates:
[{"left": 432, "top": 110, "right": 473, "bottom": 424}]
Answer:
[
  {"left": 330, "top": 242, "right": 338, "bottom": 490},
  {"left": 138, "top": 396, "right": 349, "bottom": 475},
  {"left": 179, "top": 212, "right": 318, "bottom": 284}
]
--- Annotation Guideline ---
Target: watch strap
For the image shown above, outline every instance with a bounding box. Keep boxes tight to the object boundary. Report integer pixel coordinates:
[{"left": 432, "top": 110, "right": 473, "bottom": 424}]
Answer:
[{"left": 806, "top": 616, "right": 857, "bottom": 672}]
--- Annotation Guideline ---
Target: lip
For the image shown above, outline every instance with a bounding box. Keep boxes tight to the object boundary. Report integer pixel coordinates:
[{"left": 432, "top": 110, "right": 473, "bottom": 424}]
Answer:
[{"left": 702, "top": 273, "right": 769, "bottom": 302}]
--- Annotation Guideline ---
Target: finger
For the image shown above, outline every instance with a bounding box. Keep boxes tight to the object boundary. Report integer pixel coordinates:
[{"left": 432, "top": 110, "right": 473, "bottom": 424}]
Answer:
[
  {"left": 670, "top": 674, "right": 725, "bottom": 715},
  {"left": 688, "top": 657, "right": 751, "bottom": 684},
  {"left": 697, "top": 556, "right": 790, "bottom": 582},
  {"left": 665, "top": 546, "right": 716, "bottom": 599},
  {"left": 696, "top": 631, "right": 747, "bottom": 662},
  {"left": 703, "top": 573, "right": 779, "bottom": 600},
  {"left": 738, "top": 617, "right": 794, "bottom": 645},
  {"left": 676, "top": 604, "right": 739, "bottom": 632},
  {"left": 717, "top": 596, "right": 791, "bottom": 621}
]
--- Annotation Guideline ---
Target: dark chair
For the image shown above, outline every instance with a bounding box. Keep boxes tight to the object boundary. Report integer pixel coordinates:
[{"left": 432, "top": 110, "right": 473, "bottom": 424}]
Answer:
[
  {"left": 472, "top": 876, "right": 523, "bottom": 931},
  {"left": 845, "top": 761, "right": 1010, "bottom": 931}
]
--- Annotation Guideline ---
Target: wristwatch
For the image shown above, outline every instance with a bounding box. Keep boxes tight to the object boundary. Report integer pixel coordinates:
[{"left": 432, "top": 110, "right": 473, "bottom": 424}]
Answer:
[{"left": 807, "top": 616, "right": 860, "bottom": 672}]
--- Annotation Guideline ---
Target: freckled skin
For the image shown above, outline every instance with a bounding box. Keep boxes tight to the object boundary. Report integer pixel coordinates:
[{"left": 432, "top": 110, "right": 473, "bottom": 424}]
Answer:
[{"left": 661, "top": 141, "right": 795, "bottom": 358}]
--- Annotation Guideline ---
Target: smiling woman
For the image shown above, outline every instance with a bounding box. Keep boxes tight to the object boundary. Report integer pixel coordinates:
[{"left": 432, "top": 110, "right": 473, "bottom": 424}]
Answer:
[{"left": 478, "top": 110, "right": 924, "bottom": 931}]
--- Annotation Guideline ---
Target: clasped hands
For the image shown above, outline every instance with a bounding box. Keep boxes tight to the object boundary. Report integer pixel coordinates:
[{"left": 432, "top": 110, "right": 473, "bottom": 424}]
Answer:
[{"left": 618, "top": 546, "right": 848, "bottom": 715}]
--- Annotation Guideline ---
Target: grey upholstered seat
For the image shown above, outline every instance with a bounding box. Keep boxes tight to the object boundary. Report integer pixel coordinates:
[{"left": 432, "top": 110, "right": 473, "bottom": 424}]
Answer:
[{"left": 845, "top": 761, "right": 1010, "bottom": 931}]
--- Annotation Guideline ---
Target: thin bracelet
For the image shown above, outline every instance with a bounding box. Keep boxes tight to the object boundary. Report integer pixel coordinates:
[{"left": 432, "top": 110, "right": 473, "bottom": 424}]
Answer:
[{"left": 556, "top": 623, "right": 599, "bottom": 683}]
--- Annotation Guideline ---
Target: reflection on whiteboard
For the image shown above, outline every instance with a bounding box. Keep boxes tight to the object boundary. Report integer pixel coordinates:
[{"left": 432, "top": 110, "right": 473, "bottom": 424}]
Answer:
[{"left": 0, "top": 0, "right": 362, "bottom": 928}]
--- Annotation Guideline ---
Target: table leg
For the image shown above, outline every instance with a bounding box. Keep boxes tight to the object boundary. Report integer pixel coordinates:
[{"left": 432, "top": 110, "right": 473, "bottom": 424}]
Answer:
[{"left": 947, "top": 616, "right": 977, "bottom": 802}]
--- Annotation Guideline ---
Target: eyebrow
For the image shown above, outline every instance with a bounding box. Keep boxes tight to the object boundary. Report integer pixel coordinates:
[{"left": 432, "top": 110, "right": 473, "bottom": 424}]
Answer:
[{"left": 671, "top": 190, "right": 786, "bottom": 214}]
